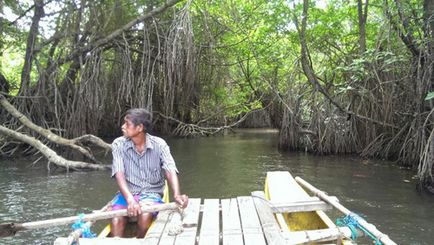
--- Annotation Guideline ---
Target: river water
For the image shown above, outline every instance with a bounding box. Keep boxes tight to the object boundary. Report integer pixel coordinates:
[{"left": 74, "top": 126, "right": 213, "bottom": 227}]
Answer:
[{"left": 0, "top": 129, "right": 432, "bottom": 244}]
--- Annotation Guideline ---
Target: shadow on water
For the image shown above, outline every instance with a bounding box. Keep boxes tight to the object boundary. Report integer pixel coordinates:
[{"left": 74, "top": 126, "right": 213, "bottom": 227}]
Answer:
[{"left": 0, "top": 129, "right": 433, "bottom": 244}]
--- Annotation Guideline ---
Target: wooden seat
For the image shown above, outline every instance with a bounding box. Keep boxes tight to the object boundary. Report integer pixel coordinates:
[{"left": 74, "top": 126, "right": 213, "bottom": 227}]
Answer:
[{"left": 269, "top": 198, "right": 332, "bottom": 213}]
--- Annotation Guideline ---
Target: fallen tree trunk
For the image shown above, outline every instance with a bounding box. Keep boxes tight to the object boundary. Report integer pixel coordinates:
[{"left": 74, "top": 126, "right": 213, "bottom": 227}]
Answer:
[
  {"left": 0, "top": 125, "right": 109, "bottom": 171},
  {"left": 0, "top": 94, "right": 111, "bottom": 163}
]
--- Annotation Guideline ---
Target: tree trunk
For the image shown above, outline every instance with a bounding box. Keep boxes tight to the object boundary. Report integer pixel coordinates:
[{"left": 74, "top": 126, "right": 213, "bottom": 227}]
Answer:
[
  {"left": 19, "top": 0, "right": 44, "bottom": 95},
  {"left": 296, "top": 0, "right": 344, "bottom": 113},
  {"left": 357, "top": 0, "right": 368, "bottom": 54},
  {"left": 424, "top": 0, "right": 434, "bottom": 84}
]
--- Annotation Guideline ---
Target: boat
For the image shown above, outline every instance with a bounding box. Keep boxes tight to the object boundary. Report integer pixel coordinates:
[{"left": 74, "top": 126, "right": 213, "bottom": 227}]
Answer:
[{"left": 52, "top": 171, "right": 396, "bottom": 244}]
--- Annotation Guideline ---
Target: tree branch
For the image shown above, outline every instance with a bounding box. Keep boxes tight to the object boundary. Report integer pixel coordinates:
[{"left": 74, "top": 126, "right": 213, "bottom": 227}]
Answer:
[
  {"left": 0, "top": 94, "right": 110, "bottom": 163},
  {"left": 0, "top": 125, "right": 108, "bottom": 170},
  {"left": 156, "top": 108, "right": 261, "bottom": 137},
  {"left": 294, "top": 0, "right": 399, "bottom": 129},
  {"left": 53, "top": 0, "right": 183, "bottom": 67}
]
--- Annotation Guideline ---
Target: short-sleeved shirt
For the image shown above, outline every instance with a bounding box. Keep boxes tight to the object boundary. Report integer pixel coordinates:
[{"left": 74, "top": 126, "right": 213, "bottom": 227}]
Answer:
[{"left": 111, "top": 134, "right": 178, "bottom": 195}]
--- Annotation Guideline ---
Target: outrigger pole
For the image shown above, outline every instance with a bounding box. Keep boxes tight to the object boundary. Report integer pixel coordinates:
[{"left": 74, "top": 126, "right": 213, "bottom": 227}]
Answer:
[{"left": 295, "top": 176, "right": 397, "bottom": 245}]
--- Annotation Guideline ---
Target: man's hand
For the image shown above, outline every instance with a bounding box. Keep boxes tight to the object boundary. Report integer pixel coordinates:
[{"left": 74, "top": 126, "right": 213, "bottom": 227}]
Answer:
[
  {"left": 174, "top": 194, "right": 189, "bottom": 208},
  {"left": 114, "top": 172, "right": 142, "bottom": 217},
  {"left": 127, "top": 197, "right": 142, "bottom": 216}
]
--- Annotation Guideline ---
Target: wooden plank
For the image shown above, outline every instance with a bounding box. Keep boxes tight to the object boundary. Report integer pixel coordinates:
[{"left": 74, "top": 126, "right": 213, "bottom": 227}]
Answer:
[
  {"left": 267, "top": 171, "right": 312, "bottom": 202},
  {"left": 221, "top": 198, "right": 243, "bottom": 245},
  {"left": 54, "top": 237, "right": 147, "bottom": 245},
  {"left": 237, "top": 196, "right": 266, "bottom": 245},
  {"left": 158, "top": 212, "right": 177, "bottom": 245},
  {"left": 270, "top": 200, "right": 332, "bottom": 213},
  {"left": 251, "top": 191, "right": 287, "bottom": 245},
  {"left": 142, "top": 210, "right": 171, "bottom": 245},
  {"left": 198, "top": 199, "right": 220, "bottom": 245},
  {"left": 282, "top": 226, "right": 361, "bottom": 244},
  {"left": 160, "top": 198, "right": 202, "bottom": 245},
  {"left": 174, "top": 198, "right": 201, "bottom": 245}
]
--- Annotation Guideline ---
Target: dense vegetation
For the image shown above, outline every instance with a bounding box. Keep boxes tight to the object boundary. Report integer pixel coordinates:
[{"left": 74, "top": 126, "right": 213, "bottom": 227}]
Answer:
[{"left": 1, "top": 0, "right": 433, "bottom": 187}]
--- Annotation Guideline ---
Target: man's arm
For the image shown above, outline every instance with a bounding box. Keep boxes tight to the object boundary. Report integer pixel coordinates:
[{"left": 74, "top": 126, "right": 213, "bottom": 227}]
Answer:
[
  {"left": 165, "top": 170, "right": 188, "bottom": 208},
  {"left": 115, "top": 172, "right": 142, "bottom": 216}
]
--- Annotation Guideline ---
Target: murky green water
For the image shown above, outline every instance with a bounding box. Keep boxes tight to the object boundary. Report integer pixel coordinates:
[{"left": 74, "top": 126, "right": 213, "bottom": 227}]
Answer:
[{"left": 0, "top": 129, "right": 432, "bottom": 244}]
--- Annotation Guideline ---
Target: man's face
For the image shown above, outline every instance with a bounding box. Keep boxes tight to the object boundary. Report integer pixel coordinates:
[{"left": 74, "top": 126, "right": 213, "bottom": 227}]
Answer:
[{"left": 121, "top": 117, "right": 143, "bottom": 138}]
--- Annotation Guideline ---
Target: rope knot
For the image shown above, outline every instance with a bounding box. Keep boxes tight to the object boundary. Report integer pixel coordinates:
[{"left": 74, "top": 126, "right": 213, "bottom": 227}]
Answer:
[
  {"left": 336, "top": 212, "right": 383, "bottom": 245},
  {"left": 167, "top": 208, "right": 185, "bottom": 236},
  {"left": 71, "top": 213, "right": 96, "bottom": 239}
]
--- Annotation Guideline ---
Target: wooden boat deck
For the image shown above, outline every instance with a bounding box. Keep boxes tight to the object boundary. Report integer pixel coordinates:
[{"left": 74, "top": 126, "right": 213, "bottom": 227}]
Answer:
[
  {"left": 54, "top": 172, "right": 352, "bottom": 245},
  {"left": 55, "top": 195, "right": 284, "bottom": 244}
]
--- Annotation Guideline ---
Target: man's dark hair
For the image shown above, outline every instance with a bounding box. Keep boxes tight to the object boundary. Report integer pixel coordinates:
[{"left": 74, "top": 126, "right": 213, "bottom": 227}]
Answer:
[{"left": 125, "top": 108, "right": 152, "bottom": 132}]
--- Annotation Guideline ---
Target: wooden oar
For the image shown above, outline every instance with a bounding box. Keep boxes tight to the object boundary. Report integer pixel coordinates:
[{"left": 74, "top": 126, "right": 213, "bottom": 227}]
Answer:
[
  {"left": 295, "top": 176, "right": 397, "bottom": 245},
  {"left": 0, "top": 202, "right": 179, "bottom": 238}
]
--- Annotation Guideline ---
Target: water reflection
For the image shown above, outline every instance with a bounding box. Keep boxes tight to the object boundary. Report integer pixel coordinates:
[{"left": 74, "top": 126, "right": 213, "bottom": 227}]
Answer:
[{"left": 0, "top": 129, "right": 432, "bottom": 244}]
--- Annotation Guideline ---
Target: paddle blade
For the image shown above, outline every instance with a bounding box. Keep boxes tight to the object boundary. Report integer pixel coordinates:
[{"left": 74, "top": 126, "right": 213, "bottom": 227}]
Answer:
[{"left": 0, "top": 223, "right": 17, "bottom": 237}]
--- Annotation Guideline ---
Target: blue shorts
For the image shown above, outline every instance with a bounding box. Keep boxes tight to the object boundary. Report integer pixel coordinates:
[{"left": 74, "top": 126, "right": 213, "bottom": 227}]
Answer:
[{"left": 111, "top": 193, "right": 164, "bottom": 217}]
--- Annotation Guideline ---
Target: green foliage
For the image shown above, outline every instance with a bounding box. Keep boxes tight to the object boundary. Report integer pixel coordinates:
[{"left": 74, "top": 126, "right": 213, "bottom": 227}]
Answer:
[
  {"left": 425, "top": 92, "right": 434, "bottom": 101},
  {"left": 0, "top": 0, "right": 29, "bottom": 94},
  {"left": 0, "top": 0, "right": 425, "bottom": 130},
  {"left": 336, "top": 50, "right": 407, "bottom": 83},
  {"left": 1, "top": 45, "right": 24, "bottom": 93},
  {"left": 191, "top": 0, "right": 302, "bottom": 118}
]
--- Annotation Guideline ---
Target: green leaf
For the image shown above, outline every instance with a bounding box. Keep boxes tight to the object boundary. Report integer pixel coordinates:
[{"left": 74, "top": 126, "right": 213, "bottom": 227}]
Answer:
[{"left": 425, "top": 92, "right": 434, "bottom": 101}]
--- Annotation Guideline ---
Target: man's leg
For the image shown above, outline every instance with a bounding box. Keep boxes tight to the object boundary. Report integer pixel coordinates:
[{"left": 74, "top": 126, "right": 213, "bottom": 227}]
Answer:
[
  {"left": 110, "top": 193, "right": 130, "bottom": 237},
  {"left": 111, "top": 216, "right": 127, "bottom": 237},
  {"left": 136, "top": 193, "right": 164, "bottom": 238},
  {"left": 136, "top": 213, "right": 153, "bottom": 238}
]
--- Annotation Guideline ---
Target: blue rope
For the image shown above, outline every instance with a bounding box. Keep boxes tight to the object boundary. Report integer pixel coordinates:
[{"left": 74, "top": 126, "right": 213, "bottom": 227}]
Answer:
[
  {"left": 336, "top": 213, "right": 382, "bottom": 245},
  {"left": 71, "top": 213, "right": 96, "bottom": 239}
]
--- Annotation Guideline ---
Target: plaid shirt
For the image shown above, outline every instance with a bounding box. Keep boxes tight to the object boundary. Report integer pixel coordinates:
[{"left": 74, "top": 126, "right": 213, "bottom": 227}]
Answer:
[{"left": 111, "top": 134, "right": 178, "bottom": 195}]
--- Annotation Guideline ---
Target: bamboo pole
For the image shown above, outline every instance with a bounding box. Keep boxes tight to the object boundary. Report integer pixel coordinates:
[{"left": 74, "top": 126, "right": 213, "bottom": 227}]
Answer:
[
  {"left": 295, "top": 176, "right": 397, "bottom": 245},
  {"left": 0, "top": 202, "right": 179, "bottom": 237}
]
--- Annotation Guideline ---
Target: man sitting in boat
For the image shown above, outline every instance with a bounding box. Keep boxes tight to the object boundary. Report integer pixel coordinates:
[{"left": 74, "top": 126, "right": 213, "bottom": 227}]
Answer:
[{"left": 110, "top": 108, "right": 189, "bottom": 238}]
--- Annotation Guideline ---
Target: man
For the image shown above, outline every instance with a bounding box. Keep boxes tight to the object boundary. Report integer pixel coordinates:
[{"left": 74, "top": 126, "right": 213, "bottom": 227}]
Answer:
[{"left": 110, "top": 108, "right": 188, "bottom": 238}]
